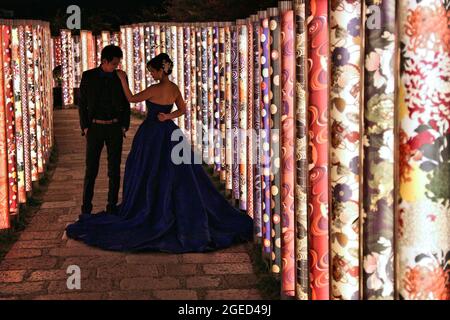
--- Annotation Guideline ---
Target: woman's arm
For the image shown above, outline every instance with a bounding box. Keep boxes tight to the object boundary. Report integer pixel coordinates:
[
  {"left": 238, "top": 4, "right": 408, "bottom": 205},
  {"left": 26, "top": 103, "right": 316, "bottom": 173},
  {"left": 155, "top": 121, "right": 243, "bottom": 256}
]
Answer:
[
  {"left": 167, "top": 89, "right": 187, "bottom": 120},
  {"left": 116, "top": 70, "right": 153, "bottom": 103}
]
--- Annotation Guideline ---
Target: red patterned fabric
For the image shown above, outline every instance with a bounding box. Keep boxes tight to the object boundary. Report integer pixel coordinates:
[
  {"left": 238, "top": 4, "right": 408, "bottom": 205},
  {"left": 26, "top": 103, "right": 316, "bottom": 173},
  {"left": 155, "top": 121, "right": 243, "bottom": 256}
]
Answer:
[{"left": 307, "top": 0, "right": 330, "bottom": 300}]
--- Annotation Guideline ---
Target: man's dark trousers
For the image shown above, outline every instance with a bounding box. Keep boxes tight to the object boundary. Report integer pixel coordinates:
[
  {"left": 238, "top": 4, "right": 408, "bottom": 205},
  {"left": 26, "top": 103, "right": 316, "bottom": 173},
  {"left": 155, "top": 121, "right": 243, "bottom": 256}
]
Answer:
[
  {"left": 82, "top": 123, "right": 123, "bottom": 214},
  {"left": 78, "top": 67, "right": 130, "bottom": 214}
]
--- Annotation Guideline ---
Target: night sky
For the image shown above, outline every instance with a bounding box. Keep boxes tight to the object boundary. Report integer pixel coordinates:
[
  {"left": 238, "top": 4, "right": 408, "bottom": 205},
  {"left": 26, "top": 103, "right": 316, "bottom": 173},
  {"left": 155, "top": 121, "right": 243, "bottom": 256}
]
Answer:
[
  {"left": 0, "top": 0, "right": 165, "bottom": 19},
  {"left": 0, "top": 0, "right": 167, "bottom": 34}
]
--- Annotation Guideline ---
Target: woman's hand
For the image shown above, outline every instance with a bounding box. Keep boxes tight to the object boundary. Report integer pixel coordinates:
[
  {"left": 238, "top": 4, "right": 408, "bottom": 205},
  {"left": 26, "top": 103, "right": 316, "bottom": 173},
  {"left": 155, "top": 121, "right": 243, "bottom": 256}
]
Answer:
[
  {"left": 115, "top": 69, "right": 134, "bottom": 103},
  {"left": 158, "top": 113, "right": 170, "bottom": 122},
  {"left": 116, "top": 69, "right": 127, "bottom": 81}
]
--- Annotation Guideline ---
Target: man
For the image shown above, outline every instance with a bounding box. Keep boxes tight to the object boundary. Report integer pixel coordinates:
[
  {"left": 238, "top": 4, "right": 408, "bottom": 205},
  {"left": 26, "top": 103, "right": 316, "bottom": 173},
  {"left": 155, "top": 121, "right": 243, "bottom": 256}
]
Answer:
[{"left": 78, "top": 45, "right": 130, "bottom": 214}]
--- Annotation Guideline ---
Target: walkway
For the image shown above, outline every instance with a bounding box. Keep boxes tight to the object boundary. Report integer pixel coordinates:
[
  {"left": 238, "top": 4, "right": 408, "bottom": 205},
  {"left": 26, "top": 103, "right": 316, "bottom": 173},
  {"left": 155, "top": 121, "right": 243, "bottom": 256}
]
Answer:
[{"left": 0, "top": 109, "right": 262, "bottom": 300}]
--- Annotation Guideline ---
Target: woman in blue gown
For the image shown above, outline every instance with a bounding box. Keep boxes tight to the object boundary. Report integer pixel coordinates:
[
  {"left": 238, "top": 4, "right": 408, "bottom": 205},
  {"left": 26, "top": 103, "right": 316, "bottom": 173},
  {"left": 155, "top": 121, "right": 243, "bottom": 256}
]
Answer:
[{"left": 66, "top": 53, "right": 253, "bottom": 253}]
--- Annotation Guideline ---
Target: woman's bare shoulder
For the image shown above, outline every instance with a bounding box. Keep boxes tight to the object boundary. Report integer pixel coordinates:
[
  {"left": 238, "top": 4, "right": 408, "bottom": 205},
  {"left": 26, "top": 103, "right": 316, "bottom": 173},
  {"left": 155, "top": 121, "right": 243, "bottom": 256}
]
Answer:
[
  {"left": 169, "top": 81, "right": 179, "bottom": 89},
  {"left": 169, "top": 82, "right": 181, "bottom": 94},
  {"left": 147, "top": 83, "right": 160, "bottom": 92},
  {"left": 149, "top": 82, "right": 179, "bottom": 98}
]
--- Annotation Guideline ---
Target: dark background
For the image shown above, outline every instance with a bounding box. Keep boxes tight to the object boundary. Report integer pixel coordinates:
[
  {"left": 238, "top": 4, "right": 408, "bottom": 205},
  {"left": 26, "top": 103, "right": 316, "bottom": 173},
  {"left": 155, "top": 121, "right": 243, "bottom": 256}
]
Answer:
[{"left": 0, "top": 0, "right": 278, "bottom": 35}]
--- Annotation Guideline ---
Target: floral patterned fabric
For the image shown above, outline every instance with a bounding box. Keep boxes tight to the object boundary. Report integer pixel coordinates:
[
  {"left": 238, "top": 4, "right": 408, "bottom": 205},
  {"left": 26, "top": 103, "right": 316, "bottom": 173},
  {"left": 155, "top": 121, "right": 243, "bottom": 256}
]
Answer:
[
  {"left": 362, "top": 0, "right": 396, "bottom": 300},
  {"left": 398, "top": 0, "right": 450, "bottom": 300},
  {"left": 330, "top": 0, "right": 362, "bottom": 300}
]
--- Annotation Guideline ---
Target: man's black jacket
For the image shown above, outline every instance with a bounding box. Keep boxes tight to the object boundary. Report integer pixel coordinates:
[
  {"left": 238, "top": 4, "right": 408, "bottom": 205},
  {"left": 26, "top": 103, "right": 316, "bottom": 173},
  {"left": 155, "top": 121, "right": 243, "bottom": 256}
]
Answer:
[{"left": 78, "top": 67, "right": 131, "bottom": 132}]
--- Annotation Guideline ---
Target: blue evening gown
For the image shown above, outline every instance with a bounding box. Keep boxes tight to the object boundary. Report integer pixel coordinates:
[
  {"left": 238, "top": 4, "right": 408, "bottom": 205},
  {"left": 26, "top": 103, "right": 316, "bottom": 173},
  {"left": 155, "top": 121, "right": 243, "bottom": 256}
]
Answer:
[{"left": 66, "top": 101, "right": 254, "bottom": 253}]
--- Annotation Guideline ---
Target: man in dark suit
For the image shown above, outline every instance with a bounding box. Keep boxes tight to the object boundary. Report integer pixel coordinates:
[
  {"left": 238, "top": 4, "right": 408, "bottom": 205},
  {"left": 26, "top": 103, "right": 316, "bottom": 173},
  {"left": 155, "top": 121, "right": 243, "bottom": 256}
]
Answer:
[{"left": 78, "top": 45, "right": 130, "bottom": 214}]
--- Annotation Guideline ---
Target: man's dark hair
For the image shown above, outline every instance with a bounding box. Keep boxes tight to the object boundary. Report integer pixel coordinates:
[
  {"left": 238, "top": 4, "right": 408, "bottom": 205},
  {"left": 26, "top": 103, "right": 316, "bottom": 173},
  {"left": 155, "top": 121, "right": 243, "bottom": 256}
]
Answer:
[{"left": 101, "top": 45, "right": 123, "bottom": 62}]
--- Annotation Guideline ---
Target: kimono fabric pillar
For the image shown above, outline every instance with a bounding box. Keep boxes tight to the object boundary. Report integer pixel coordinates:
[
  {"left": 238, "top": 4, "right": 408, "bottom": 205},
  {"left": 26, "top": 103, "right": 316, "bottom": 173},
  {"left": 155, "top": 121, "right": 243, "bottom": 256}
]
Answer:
[
  {"left": 329, "top": 0, "right": 362, "bottom": 300},
  {"left": 11, "top": 26, "right": 27, "bottom": 205},
  {"left": 294, "top": 0, "right": 309, "bottom": 301},
  {"left": 183, "top": 25, "right": 192, "bottom": 144},
  {"left": 155, "top": 25, "right": 161, "bottom": 56},
  {"left": 73, "top": 35, "right": 81, "bottom": 88},
  {"left": 307, "top": 0, "right": 330, "bottom": 300},
  {"left": 224, "top": 24, "right": 233, "bottom": 193},
  {"left": 251, "top": 14, "right": 263, "bottom": 243},
  {"left": 201, "top": 26, "right": 210, "bottom": 163},
  {"left": 279, "top": 1, "right": 296, "bottom": 298},
  {"left": 230, "top": 25, "right": 240, "bottom": 203},
  {"left": 268, "top": 7, "right": 282, "bottom": 276},
  {"left": 213, "top": 25, "right": 221, "bottom": 173},
  {"left": 207, "top": 26, "right": 214, "bottom": 164},
  {"left": 125, "top": 27, "right": 134, "bottom": 110},
  {"left": 259, "top": 11, "right": 272, "bottom": 259},
  {"left": 398, "top": 0, "right": 450, "bottom": 301},
  {"left": 196, "top": 25, "right": 203, "bottom": 154},
  {"left": 139, "top": 26, "right": 146, "bottom": 112},
  {"left": 0, "top": 25, "right": 10, "bottom": 230},
  {"left": 219, "top": 24, "right": 227, "bottom": 183},
  {"left": 2, "top": 25, "right": 18, "bottom": 214},
  {"left": 246, "top": 18, "right": 254, "bottom": 220},
  {"left": 144, "top": 25, "right": 152, "bottom": 86},
  {"left": 190, "top": 25, "right": 198, "bottom": 150},
  {"left": 25, "top": 25, "right": 39, "bottom": 183},
  {"left": 19, "top": 25, "right": 32, "bottom": 194},
  {"left": 177, "top": 25, "right": 185, "bottom": 131},
  {"left": 120, "top": 27, "right": 127, "bottom": 72},
  {"left": 132, "top": 26, "right": 144, "bottom": 112},
  {"left": 362, "top": 0, "right": 396, "bottom": 300},
  {"left": 33, "top": 26, "right": 44, "bottom": 176},
  {"left": 237, "top": 20, "right": 248, "bottom": 212}
]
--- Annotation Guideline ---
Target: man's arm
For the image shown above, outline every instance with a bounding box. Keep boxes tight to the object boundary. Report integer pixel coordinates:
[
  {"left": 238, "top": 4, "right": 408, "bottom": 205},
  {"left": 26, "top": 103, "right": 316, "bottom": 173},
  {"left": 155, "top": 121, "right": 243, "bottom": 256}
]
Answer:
[
  {"left": 121, "top": 76, "right": 131, "bottom": 132},
  {"left": 79, "top": 72, "right": 90, "bottom": 135}
]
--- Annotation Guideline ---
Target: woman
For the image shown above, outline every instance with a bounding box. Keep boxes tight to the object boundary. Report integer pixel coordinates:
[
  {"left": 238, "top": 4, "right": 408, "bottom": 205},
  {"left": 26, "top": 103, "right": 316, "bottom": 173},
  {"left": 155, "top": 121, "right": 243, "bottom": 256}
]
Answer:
[{"left": 66, "top": 53, "right": 254, "bottom": 253}]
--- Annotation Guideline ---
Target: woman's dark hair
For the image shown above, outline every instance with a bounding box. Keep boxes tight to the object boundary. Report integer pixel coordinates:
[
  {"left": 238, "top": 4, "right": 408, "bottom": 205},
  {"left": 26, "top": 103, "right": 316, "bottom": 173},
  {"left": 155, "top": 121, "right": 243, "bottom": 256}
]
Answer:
[
  {"left": 147, "top": 53, "right": 173, "bottom": 75},
  {"left": 101, "top": 45, "right": 123, "bottom": 62}
]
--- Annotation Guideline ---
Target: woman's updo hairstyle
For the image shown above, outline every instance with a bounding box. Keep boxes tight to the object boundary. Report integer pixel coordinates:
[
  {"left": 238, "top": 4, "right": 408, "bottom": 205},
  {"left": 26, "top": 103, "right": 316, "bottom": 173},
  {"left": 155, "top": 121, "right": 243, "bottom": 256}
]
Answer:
[{"left": 147, "top": 53, "right": 174, "bottom": 75}]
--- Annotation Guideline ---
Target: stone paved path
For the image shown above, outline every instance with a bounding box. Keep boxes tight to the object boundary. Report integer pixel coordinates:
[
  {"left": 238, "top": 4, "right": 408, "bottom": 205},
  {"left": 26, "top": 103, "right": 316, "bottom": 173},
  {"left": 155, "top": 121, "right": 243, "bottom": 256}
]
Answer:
[{"left": 0, "top": 109, "right": 262, "bottom": 300}]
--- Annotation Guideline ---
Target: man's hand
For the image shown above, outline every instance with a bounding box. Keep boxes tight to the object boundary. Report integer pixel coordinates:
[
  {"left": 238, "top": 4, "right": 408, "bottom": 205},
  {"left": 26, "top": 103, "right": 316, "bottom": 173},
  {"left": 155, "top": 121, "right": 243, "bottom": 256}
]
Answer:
[
  {"left": 122, "top": 127, "right": 127, "bottom": 138},
  {"left": 82, "top": 128, "right": 89, "bottom": 137}
]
